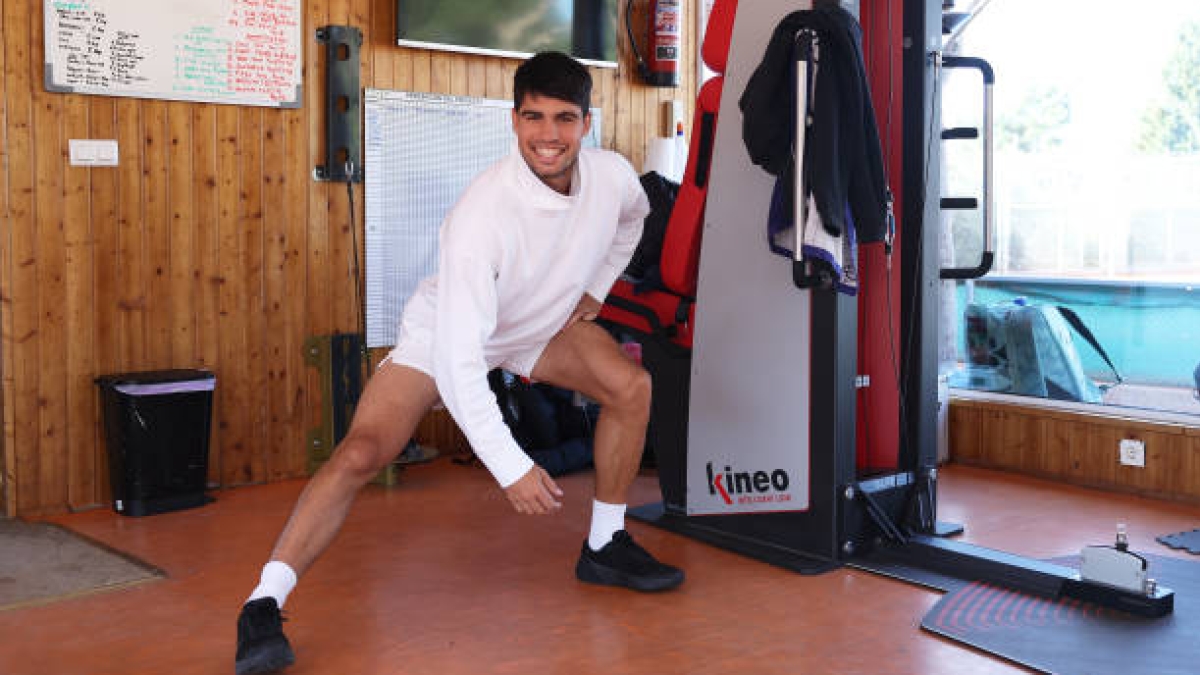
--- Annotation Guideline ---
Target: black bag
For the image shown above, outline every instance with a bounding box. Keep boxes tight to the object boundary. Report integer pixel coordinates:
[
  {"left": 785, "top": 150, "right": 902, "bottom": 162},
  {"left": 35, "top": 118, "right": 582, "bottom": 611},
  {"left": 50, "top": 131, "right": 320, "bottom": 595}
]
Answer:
[
  {"left": 623, "top": 172, "right": 679, "bottom": 290},
  {"left": 487, "top": 370, "right": 597, "bottom": 477}
]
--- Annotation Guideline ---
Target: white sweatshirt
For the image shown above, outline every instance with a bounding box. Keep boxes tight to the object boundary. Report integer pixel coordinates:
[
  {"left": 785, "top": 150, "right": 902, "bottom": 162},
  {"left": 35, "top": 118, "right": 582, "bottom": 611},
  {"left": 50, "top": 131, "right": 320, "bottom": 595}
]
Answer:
[{"left": 404, "top": 146, "right": 649, "bottom": 487}]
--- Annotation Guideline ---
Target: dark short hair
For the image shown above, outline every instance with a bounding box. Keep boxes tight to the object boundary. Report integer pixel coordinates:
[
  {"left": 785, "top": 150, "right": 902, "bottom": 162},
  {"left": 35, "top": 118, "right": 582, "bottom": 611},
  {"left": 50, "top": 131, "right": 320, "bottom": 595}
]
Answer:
[{"left": 513, "top": 52, "right": 592, "bottom": 113}]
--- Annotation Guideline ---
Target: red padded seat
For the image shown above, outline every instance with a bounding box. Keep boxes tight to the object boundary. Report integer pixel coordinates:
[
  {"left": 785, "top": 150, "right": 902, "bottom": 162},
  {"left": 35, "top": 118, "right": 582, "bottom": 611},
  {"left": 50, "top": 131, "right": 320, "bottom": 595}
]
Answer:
[
  {"left": 600, "top": 0, "right": 736, "bottom": 349},
  {"left": 601, "top": 278, "right": 696, "bottom": 347}
]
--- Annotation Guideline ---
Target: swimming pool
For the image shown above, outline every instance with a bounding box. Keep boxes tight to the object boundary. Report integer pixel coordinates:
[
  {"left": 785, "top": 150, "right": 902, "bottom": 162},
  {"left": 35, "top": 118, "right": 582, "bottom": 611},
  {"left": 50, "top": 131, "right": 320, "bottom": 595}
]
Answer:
[{"left": 955, "top": 277, "right": 1199, "bottom": 388}]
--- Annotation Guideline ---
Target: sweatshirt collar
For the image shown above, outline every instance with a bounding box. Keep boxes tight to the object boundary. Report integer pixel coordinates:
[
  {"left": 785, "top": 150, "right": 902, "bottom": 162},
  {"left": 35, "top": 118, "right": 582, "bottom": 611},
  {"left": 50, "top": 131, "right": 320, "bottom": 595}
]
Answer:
[{"left": 511, "top": 143, "right": 580, "bottom": 209}]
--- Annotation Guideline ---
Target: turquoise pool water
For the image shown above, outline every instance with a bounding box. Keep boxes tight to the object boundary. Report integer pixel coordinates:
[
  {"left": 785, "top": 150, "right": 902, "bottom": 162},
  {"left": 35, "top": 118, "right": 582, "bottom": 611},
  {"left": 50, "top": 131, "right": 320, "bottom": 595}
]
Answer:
[{"left": 955, "top": 278, "right": 1199, "bottom": 387}]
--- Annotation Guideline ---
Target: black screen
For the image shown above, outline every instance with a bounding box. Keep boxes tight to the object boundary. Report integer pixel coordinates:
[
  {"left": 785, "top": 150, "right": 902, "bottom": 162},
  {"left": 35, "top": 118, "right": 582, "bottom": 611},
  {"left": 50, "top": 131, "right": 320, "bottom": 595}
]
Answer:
[{"left": 397, "top": 0, "right": 618, "bottom": 65}]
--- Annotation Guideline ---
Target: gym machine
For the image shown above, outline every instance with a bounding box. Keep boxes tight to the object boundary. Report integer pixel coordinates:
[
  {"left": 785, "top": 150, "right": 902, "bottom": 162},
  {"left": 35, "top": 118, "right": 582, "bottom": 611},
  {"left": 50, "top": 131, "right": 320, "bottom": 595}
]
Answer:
[{"left": 617, "top": 0, "right": 1173, "bottom": 618}]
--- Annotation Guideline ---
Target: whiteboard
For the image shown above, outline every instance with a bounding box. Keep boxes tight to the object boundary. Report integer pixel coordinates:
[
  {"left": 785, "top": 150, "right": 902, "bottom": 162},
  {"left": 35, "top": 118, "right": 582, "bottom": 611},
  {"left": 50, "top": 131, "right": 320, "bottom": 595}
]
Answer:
[
  {"left": 44, "top": 0, "right": 302, "bottom": 108},
  {"left": 364, "top": 89, "right": 601, "bottom": 348}
]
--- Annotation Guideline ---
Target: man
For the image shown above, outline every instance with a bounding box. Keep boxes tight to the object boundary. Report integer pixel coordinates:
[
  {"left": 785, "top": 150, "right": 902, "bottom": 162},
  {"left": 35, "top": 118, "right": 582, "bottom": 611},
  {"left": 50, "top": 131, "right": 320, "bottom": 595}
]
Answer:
[{"left": 234, "top": 52, "right": 684, "bottom": 675}]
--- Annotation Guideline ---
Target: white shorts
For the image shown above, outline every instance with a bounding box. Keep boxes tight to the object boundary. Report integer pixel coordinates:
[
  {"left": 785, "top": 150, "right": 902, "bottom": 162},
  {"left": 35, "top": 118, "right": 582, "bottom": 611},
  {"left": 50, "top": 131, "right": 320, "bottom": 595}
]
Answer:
[{"left": 382, "top": 302, "right": 549, "bottom": 380}]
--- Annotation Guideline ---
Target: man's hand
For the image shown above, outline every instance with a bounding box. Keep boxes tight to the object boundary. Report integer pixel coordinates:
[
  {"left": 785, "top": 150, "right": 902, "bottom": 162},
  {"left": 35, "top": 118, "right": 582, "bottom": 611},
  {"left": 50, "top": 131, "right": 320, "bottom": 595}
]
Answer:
[
  {"left": 561, "top": 294, "right": 603, "bottom": 331},
  {"left": 504, "top": 465, "right": 565, "bottom": 514}
]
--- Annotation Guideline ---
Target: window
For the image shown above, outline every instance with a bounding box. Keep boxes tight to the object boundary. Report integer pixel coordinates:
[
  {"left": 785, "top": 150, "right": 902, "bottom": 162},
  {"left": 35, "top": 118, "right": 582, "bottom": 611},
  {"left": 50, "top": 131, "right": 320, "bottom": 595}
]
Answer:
[{"left": 940, "top": 0, "right": 1200, "bottom": 418}]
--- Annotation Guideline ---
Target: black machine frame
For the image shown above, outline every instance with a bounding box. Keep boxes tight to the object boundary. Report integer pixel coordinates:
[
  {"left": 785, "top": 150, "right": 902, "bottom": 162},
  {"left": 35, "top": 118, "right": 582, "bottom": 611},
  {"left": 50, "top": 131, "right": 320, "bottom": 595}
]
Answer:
[{"left": 622, "top": 0, "right": 1173, "bottom": 619}]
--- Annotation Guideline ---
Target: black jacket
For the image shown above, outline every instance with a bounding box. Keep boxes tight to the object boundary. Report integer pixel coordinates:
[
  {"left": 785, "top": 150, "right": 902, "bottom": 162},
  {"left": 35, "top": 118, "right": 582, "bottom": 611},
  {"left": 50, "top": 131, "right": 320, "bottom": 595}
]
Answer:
[{"left": 739, "top": 4, "right": 888, "bottom": 243}]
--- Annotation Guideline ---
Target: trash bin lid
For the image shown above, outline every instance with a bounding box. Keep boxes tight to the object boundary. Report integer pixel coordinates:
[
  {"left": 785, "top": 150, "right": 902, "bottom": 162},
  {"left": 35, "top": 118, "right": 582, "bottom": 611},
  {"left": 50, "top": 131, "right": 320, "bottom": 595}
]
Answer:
[{"left": 95, "top": 369, "right": 216, "bottom": 395}]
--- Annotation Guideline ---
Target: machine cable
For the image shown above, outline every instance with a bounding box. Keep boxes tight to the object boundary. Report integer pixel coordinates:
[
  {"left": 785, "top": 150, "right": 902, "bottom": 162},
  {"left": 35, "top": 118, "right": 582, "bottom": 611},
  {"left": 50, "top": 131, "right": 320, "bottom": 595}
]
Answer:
[
  {"left": 887, "top": 51, "right": 942, "bottom": 534},
  {"left": 345, "top": 161, "right": 368, "bottom": 365},
  {"left": 892, "top": 50, "right": 941, "bottom": 463}
]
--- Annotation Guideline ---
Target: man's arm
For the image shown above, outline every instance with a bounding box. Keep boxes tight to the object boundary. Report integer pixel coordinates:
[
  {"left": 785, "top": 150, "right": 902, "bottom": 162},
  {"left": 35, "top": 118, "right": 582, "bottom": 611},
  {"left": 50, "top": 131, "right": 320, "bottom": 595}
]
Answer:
[
  {"left": 431, "top": 226, "right": 537, "bottom": 491},
  {"left": 584, "top": 162, "right": 652, "bottom": 301},
  {"left": 561, "top": 293, "right": 603, "bottom": 331},
  {"left": 504, "top": 465, "right": 564, "bottom": 514},
  {"left": 431, "top": 245, "right": 564, "bottom": 513}
]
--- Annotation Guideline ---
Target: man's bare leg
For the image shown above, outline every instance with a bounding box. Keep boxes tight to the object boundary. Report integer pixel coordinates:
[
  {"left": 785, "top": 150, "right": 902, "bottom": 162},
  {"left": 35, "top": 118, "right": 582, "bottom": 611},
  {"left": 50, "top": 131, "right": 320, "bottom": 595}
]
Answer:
[
  {"left": 531, "top": 320, "right": 651, "bottom": 505},
  {"left": 268, "top": 363, "right": 441, "bottom": 577},
  {"left": 237, "top": 362, "right": 441, "bottom": 675},
  {"left": 531, "top": 320, "right": 682, "bottom": 591}
]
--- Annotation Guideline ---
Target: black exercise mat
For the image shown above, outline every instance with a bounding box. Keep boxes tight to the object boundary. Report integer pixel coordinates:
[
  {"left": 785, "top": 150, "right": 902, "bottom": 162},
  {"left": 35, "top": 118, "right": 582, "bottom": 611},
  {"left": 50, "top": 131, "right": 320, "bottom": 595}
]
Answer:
[
  {"left": 922, "top": 553, "right": 1200, "bottom": 675},
  {"left": 1157, "top": 529, "right": 1200, "bottom": 554}
]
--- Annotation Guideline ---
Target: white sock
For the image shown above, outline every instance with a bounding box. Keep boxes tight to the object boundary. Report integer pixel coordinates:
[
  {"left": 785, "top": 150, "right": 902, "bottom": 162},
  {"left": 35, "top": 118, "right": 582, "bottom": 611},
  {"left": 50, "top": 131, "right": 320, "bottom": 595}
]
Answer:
[
  {"left": 589, "top": 499, "right": 627, "bottom": 551},
  {"left": 246, "top": 560, "right": 298, "bottom": 609}
]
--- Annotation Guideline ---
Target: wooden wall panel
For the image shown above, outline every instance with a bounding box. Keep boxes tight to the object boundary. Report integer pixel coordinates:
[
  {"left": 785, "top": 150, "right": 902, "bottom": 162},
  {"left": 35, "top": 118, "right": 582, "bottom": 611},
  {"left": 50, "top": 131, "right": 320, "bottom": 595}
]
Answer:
[
  {"left": 142, "top": 102, "right": 170, "bottom": 368},
  {"left": 113, "top": 99, "right": 143, "bottom": 370},
  {"left": 950, "top": 398, "right": 1200, "bottom": 505},
  {"left": 947, "top": 405, "right": 980, "bottom": 463},
  {"left": 0, "top": 1, "right": 12, "bottom": 516},
  {"left": 1183, "top": 430, "right": 1200, "bottom": 501},
  {"left": 2, "top": 0, "right": 701, "bottom": 515},
  {"left": 216, "top": 105, "right": 247, "bottom": 484},
  {"left": 241, "top": 105, "right": 268, "bottom": 486},
  {"left": 193, "top": 104, "right": 221, "bottom": 484},
  {"left": 33, "top": 17, "right": 69, "bottom": 513},
  {"left": 303, "top": 0, "right": 333, "bottom": 501},
  {"left": 281, "top": 105, "right": 308, "bottom": 480},
  {"left": 62, "top": 94, "right": 93, "bottom": 511},
  {"left": 5, "top": 0, "right": 38, "bottom": 517},
  {"left": 262, "top": 111, "right": 290, "bottom": 482},
  {"left": 1038, "top": 416, "right": 1073, "bottom": 480},
  {"left": 88, "top": 99, "right": 118, "bottom": 509},
  {"left": 166, "top": 106, "right": 194, "bottom": 371}
]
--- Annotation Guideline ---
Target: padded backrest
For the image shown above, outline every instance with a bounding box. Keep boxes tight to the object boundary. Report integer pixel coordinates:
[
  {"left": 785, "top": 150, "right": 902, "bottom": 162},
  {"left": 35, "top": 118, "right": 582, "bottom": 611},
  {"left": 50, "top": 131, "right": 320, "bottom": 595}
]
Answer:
[
  {"left": 702, "top": 0, "right": 738, "bottom": 74},
  {"left": 659, "top": 76, "right": 723, "bottom": 298},
  {"left": 655, "top": 0, "right": 735, "bottom": 298}
]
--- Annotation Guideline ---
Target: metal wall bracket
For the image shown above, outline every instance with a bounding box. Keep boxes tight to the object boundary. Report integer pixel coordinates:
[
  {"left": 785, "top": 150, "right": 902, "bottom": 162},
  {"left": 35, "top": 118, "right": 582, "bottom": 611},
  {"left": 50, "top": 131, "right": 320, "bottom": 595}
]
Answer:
[
  {"left": 314, "top": 26, "right": 364, "bottom": 183},
  {"left": 303, "top": 333, "right": 397, "bottom": 485}
]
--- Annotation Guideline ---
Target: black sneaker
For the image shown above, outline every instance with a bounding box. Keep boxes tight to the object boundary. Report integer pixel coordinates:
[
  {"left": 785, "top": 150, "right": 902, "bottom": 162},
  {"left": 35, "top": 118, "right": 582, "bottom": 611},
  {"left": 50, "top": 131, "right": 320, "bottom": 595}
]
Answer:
[
  {"left": 576, "top": 530, "right": 685, "bottom": 592},
  {"left": 235, "top": 598, "right": 295, "bottom": 675}
]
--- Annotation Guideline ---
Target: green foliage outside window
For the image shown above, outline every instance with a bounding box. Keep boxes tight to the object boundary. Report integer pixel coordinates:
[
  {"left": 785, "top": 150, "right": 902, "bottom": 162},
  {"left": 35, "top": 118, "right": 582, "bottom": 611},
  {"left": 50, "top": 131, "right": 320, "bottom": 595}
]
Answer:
[{"left": 1138, "top": 21, "right": 1200, "bottom": 154}]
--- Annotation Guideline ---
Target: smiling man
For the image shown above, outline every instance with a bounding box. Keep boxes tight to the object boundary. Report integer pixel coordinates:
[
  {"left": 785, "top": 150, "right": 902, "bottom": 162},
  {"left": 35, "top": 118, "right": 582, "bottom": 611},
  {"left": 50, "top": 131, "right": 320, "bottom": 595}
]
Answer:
[{"left": 233, "top": 52, "right": 684, "bottom": 675}]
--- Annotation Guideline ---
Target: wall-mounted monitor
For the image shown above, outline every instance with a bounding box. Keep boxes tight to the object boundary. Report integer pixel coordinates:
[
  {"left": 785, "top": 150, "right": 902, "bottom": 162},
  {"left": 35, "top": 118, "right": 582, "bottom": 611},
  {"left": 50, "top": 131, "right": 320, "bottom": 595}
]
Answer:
[{"left": 397, "top": 0, "right": 619, "bottom": 68}]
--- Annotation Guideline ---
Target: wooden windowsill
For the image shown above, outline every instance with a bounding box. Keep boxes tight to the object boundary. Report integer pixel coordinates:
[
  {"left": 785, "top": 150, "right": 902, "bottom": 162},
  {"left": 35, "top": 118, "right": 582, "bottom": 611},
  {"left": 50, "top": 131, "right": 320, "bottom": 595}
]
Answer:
[{"left": 950, "top": 389, "right": 1200, "bottom": 437}]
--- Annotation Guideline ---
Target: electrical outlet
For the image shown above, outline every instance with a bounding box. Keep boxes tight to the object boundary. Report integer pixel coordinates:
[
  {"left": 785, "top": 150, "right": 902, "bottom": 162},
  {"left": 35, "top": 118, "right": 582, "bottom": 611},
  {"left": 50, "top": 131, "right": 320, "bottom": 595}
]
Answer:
[{"left": 1119, "top": 439, "right": 1145, "bottom": 467}]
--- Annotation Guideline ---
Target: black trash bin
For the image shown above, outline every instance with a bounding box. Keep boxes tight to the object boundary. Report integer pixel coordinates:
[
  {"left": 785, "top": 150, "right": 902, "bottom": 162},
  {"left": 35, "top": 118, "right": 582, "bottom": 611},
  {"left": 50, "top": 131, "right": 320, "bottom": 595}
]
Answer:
[{"left": 95, "top": 369, "right": 216, "bottom": 516}]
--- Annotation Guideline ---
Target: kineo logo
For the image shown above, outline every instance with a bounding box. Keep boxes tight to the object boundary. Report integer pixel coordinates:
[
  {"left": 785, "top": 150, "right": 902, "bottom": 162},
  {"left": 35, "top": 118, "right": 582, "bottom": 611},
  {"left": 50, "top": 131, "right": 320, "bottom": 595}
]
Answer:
[{"left": 706, "top": 462, "right": 791, "bottom": 506}]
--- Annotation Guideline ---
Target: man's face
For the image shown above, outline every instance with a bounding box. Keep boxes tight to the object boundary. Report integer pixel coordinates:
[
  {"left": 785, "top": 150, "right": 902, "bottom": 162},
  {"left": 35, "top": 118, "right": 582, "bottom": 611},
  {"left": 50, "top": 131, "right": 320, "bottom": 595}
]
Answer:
[{"left": 512, "top": 93, "right": 592, "bottom": 194}]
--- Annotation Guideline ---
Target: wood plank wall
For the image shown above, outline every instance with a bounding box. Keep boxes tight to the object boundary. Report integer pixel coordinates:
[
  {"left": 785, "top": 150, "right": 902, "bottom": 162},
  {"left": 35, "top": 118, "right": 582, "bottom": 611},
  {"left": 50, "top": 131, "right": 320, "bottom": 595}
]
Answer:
[
  {"left": 1, "top": 0, "right": 700, "bottom": 516},
  {"left": 950, "top": 398, "right": 1200, "bottom": 504}
]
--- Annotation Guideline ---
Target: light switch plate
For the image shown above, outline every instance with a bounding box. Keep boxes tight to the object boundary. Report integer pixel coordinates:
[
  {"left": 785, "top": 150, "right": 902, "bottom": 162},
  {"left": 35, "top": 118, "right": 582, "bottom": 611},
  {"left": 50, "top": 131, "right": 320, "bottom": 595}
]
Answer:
[{"left": 69, "top": 139, "right": 119, "bottom": 166}]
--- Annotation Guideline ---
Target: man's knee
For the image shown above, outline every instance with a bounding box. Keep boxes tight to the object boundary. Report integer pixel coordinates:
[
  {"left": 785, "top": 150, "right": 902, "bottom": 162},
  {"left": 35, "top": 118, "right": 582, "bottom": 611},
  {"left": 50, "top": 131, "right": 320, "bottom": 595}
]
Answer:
[
  {"left": 604, "top": 365, "right": 652, "bottom": 415},
  {"left": 328, "top": 432, "right": 393, "bottom": 481}
]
